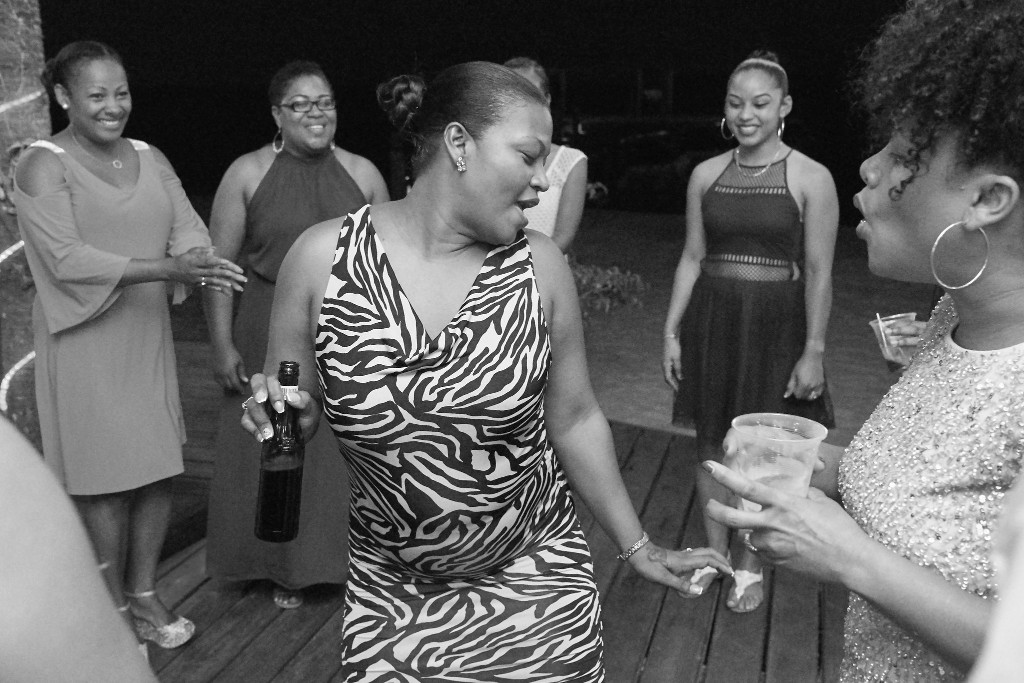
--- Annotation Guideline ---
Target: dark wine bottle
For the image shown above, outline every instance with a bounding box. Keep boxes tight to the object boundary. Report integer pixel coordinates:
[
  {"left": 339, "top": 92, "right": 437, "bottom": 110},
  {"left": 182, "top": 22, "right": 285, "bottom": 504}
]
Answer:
[{"left": 254, "top": 361, "right": 305, "bottom": 542}]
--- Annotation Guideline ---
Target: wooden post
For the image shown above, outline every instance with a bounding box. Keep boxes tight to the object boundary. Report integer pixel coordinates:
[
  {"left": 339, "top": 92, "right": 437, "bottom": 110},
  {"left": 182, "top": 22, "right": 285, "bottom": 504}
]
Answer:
[{"left": 0, "top": 0, "right": 49, "bottom": 449}]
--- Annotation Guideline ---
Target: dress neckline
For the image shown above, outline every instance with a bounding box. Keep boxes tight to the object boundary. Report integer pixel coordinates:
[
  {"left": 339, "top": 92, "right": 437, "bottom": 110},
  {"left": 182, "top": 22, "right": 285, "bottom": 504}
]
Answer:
[{"left": 366, "top": 214, "right": 501, "bottom": 345}]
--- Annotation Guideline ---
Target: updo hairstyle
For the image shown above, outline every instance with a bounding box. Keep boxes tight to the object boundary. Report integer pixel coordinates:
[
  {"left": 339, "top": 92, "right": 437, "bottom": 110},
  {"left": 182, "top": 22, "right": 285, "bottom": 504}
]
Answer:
[
  {"left": 376, "top": 61, "right": 548, "bottom": 174},
  {"left": 856, "top": 0, "right": 1024, "bottom": 196},
  {"left": 41, "top": 40, "right": 123, "bottom": 102},
  {"left": 503, "top": 57, "right": 551, "bottom": 98},
  {"left": 728, "top": 50, "right": 789, "bottom": 97},
  {"left": 268, "top": 60, "right": 332, "bottom": 106}
]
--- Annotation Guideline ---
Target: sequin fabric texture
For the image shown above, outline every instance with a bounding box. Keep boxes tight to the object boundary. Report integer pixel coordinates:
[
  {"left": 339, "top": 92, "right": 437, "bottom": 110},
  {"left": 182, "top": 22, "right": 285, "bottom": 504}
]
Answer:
[{"left": 838, "top": 296, "right": 1024, "bottom": 681}]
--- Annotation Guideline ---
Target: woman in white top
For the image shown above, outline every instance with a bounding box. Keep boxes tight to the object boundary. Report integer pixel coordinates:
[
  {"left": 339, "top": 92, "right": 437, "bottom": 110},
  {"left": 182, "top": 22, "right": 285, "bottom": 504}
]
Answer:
[{"left": 505, "top": 57, "right": 587, "bottom": 253}]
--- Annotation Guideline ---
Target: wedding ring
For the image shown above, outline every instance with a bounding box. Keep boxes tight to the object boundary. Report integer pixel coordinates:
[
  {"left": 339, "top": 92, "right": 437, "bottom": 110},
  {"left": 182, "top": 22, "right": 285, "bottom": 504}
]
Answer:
[{"left": 744, "top": 538, "right": 759, "bottom": 554}]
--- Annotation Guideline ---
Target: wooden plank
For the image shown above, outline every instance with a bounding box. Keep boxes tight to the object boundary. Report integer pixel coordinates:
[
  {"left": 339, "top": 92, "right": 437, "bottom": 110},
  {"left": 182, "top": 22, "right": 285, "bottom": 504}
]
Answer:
[
  {"left": 212, "top": 584, "right": 345, "bottom": 683},
  {"left": 819, "top": 582, "right": 849, "bottom": 683},
  {"left": 277, "top": 608, "right": 348, "bottom": 683},
  {"left": 702, "top": 561, "right": 773, "bottom": 683},
  {"left": 591, "top": 428, "right": 674, "bottom": 596},
  {"left": 156, "top": 582, "right": 280, "bottom": 682},
  {"left": 639, "top": 440, "right": 716, "bottom": 683},
  {"left": 156, "top": 540, "right": 208, "bottom": 608},
  {"left": 601, "top": 432, "right": 702, "bottom": 682},
  {"left": 765, "top": 568, "right": 820, "bottom": 683}
]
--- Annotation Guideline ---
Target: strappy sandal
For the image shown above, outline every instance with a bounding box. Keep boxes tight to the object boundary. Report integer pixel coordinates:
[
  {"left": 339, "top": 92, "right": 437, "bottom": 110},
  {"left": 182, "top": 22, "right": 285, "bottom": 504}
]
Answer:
[
  {"left": 124, "top": 589, "right": 195, "bottom": 649},
  {"left": 273, "top": 587, "right": 303, "bottom": 609},
  {"left": 726, "top": 569, "right": 764, "bottom": 613}
]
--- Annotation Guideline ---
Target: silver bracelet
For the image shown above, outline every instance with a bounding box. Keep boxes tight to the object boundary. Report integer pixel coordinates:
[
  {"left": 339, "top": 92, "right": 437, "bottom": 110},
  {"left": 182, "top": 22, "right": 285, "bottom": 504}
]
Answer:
[{"left": 616, "top": 531, "right": 650, "bottom": 561}]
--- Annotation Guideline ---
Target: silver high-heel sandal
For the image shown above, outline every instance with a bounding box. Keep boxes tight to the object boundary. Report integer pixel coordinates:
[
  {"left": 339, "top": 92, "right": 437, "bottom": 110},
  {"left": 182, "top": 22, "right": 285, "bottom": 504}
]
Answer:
[{"left": 124, "top": 589, "right": 195, "bottom": 649}]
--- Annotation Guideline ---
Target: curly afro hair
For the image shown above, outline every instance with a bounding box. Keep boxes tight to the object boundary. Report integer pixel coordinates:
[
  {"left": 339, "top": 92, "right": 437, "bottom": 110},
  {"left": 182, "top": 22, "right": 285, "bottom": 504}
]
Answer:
[{"left": 855, "top": 0, "right": 1024, "bottom": 196}]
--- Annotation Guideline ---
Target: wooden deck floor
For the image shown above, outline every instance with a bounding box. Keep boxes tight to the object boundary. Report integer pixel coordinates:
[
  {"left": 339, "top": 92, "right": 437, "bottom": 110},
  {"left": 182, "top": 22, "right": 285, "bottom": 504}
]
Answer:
[{"left": 152, "top": 421, "right": 847, "bottom": 682}]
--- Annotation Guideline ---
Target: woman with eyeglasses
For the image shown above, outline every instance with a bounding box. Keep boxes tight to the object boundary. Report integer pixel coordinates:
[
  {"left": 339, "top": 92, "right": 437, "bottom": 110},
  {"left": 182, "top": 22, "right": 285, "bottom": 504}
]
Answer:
[{"left": 204, "top": 60, "right": 388, "bottom": 609}]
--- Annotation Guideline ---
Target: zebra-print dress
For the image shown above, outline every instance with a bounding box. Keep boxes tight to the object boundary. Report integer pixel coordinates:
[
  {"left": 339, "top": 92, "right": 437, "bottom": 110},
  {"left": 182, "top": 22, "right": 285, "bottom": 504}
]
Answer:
[{"left": 316, "top": 206, "right": 605, "bottom": 681}]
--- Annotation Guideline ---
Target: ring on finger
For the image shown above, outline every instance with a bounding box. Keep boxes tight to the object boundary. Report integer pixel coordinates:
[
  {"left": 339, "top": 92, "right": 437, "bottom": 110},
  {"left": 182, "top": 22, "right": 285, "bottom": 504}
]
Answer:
[
  {"left": 200, "top": 276, "right": 207, "bottom": 287},
  {"left": 744, "top": 538, "right": 759, "bottom": 553}
]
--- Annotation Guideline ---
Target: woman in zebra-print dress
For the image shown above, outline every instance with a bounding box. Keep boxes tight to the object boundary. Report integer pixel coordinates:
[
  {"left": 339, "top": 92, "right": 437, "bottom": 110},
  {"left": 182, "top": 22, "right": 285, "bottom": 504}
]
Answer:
[{"left": 242, "top": 62, "right": 731, "bottom": 681}]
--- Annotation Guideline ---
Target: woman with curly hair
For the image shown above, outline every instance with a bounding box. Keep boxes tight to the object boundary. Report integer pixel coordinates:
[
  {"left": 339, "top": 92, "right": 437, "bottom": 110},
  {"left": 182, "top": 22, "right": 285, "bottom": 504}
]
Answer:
[
  {"left": 662, "top": 49, "right": 838, "bottom": 612},
  {"left": 702, "top": 0, "right": 1024, "bottom": 679}
]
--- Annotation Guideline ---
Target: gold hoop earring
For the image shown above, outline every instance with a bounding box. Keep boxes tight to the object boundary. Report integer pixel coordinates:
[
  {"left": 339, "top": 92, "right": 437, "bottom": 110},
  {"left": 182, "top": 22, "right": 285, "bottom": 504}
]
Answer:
[
  {"left": 456, "top": 156, "right": 467, "bottom": 173},
  {"left": 777, "top": 118, "right": 786, "bottom": 139},
  {"left": 272, "top": 128, "right": 284, "bottom": 154},
  {"left": 930, "top": 221, "right": 990, "bottom": 290},
  {"left": 720, "top": 118, "right": 734, "bottom": 141}
]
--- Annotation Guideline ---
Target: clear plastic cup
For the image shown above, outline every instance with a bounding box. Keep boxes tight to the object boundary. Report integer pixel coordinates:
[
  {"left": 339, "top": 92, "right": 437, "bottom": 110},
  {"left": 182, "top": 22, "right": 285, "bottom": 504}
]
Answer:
[
  {"left": 724, "top": 413, "right": 828, "bottom": 511},
  {"left": 869, "top": 312, "right": 918, "bottom": 370}
]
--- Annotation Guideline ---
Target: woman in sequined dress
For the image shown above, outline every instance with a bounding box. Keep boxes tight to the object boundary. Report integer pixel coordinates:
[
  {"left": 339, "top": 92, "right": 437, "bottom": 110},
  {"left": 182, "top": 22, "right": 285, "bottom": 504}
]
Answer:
[{"left": 703, "top": 0, "right": 1024, "bottom": 679}]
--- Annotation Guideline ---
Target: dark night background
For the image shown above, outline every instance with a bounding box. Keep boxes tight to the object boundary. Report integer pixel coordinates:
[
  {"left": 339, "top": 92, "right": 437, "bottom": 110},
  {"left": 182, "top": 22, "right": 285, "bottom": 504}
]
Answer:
[{"left": 37, "top": 0, "right": 905, "bottom": 231}]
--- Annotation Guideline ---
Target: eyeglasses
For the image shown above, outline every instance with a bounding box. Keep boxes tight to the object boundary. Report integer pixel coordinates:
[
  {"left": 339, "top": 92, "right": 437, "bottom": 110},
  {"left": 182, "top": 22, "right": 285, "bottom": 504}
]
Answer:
[{"left": 279, "top": 96, "right": 336, "bottom": 113}]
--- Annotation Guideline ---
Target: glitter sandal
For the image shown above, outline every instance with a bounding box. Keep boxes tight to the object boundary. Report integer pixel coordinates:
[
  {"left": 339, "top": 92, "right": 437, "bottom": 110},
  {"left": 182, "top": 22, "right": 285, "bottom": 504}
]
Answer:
[{"left": 124, "top": 590, "right": 195, "bottom": 649}]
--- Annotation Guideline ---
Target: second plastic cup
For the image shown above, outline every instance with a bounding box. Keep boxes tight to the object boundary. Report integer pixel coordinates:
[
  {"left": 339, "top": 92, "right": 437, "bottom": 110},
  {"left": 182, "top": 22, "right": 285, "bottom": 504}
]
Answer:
[
  {"left": 724, "top": 412, "right": 828, "bottom": 511},
  {"left": 869, "top": 312, "right": 918, "bottom": 370}
]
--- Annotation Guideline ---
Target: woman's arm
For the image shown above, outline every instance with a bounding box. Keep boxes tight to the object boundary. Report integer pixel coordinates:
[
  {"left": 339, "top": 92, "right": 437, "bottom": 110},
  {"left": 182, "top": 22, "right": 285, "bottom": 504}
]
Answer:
[
  {"left": 241, "top": 220, "right": 338, "bottom": 443},
  {"left": 0, "top": 418, "right": 156, "bottom": 682},
  {"left": 202, "top": 154, "right": 261, "bottom": 393},
  {"left": 704, "top": 461, "right": 991, "bottom": 671},
  {"left": 549, "top": 156, "right": 587, "bottom": 253},
  {"left": 532, "top": 233, "right": 730, "bottom": 592},
  {"left": 786, "top": 159, "right": 839, "bottom": 400},
  {"left": 338, "top": 150, "right": 390, "bottom": 205},
  {"left": 662, "top": 161, "right": 712, "bottom": 390}
]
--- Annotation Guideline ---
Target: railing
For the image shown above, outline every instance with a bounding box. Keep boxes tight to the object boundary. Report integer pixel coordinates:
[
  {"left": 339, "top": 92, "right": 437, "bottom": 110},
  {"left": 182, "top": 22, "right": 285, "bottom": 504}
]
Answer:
[{"left": 1, "top": 84, "right": 49, "bottom": 449}]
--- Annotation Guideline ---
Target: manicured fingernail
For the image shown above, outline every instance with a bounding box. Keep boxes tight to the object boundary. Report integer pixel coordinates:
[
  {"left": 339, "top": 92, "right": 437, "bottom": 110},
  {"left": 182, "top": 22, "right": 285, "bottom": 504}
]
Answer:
[
  {"left": 255, "top": 391, "right": 267, "bottom": 403},
  {"left": 262, "top": 427, "right": 273, "bottom": 439},
  {"left": 255, "top": 432, "right": 264, "bottom": 443},
  {"left": 689, "top": 585, "right": 703, "bottom": 596},
  {"left": 274, "top": 400, "right": 284, "bottom": 413},
  {"left": 701, "top": 461, "right": 716, "bottom": 473}
]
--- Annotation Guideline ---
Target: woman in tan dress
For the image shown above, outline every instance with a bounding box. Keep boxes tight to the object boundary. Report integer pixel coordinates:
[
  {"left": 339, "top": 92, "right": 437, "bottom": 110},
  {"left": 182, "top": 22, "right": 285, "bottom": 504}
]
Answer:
[{"left": 13, "top": 41, "right": 245, "bottom": 652}]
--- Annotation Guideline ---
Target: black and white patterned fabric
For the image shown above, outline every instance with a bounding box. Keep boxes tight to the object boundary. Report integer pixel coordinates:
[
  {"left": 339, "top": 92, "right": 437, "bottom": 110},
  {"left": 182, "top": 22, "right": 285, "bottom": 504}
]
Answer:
[{"left": 316, "top": 206, "right": 605, "bottom": 681}]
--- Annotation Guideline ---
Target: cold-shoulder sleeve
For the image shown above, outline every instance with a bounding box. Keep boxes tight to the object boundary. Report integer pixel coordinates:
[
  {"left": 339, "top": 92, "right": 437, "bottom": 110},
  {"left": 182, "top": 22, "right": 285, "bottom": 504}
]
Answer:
[
  {"left": 146, "top": 146, "right": 211, "bottom": 303},
  {"left": 14, "top": 180, "right": 129, "bottom": 334}
]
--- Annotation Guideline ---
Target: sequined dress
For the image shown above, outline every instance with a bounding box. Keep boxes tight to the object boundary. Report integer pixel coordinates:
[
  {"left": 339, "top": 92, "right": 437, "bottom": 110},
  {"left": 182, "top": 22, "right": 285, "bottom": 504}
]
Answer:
[{"left": 838, "top": 295, "right": 1024, "bottom": 681}]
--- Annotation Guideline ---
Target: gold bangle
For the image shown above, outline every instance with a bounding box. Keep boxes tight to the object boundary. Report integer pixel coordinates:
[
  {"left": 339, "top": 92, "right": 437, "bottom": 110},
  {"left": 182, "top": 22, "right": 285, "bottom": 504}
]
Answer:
[{"left": 617, "top": 531, "right": 650, "bottom": 561}]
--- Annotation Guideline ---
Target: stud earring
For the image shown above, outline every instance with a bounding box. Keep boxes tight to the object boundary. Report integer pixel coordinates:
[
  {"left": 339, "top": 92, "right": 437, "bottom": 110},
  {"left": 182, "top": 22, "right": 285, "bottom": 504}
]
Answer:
[{"left": 456, "top": 156, "right": 467, "bottom": 173}]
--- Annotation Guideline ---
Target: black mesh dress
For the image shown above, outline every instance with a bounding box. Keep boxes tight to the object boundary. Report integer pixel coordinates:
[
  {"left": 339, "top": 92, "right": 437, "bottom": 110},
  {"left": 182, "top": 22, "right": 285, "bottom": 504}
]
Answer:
[{"left": 673, "top": 153, "right": 835, "bottom": 448}]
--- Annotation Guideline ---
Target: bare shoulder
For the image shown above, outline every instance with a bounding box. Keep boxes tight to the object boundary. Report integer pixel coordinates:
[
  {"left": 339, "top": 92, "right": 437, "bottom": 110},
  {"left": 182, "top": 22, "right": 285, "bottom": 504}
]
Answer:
[
  {"left": 690, "top": 150, "right": 732, "bottom": 190},
  {"left": 287, "top": 215, "right": 345, "bottom": 274},
  {"left": 222, "top": 147, "right": 275, "bottom": 191},
  {"left": 333, "top": 147, "right": 377, "bottom": 179},
  {"left": 525, "top": 229, "right": 573, "bottom": 306},
  {"left": 786, "top": 149, "right": 836, "bottom": 188},
  {"left": 145, "top": 142, "right": 175, "bottom": 172},
  {"left": 14, "top": 144, "right": 66, "bottom": 196}
]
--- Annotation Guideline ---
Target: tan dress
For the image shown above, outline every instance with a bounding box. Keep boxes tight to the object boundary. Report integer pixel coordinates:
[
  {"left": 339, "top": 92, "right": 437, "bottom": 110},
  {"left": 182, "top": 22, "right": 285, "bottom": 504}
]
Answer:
[{"left": 14, "top": 139, "right": 211, "bottom": 495}]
